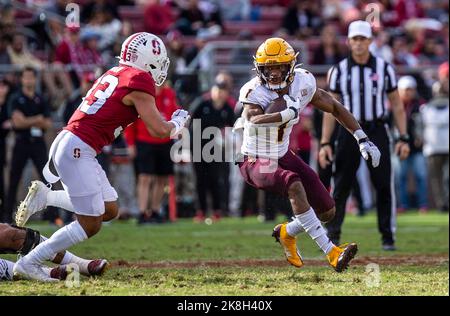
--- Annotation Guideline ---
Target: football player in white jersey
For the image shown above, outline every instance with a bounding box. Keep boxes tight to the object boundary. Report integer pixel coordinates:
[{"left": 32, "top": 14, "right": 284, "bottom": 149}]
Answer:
[{"left": 235, "top": 38, "right": 381, "bottom": 272}]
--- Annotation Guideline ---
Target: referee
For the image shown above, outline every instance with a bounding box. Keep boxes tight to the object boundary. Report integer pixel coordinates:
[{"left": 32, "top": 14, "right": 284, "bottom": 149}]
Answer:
[{"left": 319, "top": 21, "right": 410, "bottom": 251}]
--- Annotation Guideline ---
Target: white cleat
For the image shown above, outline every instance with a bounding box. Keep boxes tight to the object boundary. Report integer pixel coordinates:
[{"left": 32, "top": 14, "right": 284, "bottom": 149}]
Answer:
[
  {"left": 13, "top": 258, "right": 59, "bottom": 282},
  {"left": 15, "top": 180, "right": 50, "bottom": 227}
]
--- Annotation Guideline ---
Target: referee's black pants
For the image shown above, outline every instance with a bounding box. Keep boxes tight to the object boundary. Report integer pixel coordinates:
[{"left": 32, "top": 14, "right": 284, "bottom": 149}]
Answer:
[
  {"left": 3, "top": 137, "right": 57, "bottom": 223},
  {"left": 326, "top": 122, "right": 395, "bottom": 245}
]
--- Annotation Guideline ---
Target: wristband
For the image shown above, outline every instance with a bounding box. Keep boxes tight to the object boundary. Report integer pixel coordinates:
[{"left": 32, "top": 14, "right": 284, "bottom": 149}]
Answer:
[
  {"left": 280, "top": 107, "right": 297, "bottom": 123},
  {"left": 320, "top": 142, "right": 331, "bottom": 148},
  {"left": 397, "top": 134, "right": 410, "bottom": 143}
]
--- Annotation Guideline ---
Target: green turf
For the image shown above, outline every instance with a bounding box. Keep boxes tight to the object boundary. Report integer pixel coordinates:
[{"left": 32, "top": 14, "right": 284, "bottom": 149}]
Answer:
[{"left": 1, "top": 211, "right": 448, "bottom": 296}]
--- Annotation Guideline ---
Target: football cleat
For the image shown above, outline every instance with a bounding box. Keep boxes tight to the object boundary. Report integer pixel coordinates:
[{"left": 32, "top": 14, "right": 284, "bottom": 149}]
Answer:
[
  {"left": 50, "top": 259, "right": 110, "bottom": 279},
  {"left": 272, "top": 223, "right": 304, "bottom": 268},
  {"left": 87, "top": 259, "right": 110, "bottom": 277},
  {"left": 327, "top": 243, "right": 358, "bottom": 273},
  {"left": 13, "top": 258, "right": 59, "bottom": 282},
  {"left": 15, "top": 180, "right": 50, "bottom": 227}
]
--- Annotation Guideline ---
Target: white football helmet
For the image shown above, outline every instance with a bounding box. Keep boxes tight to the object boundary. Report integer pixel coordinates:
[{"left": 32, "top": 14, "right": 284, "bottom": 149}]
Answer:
[{"left": 119, "top": 32, "right": 170, "bottom": 86}]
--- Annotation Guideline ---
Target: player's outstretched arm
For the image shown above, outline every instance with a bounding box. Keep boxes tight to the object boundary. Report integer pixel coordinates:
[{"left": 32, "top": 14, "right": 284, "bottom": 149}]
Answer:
[
  {"left": 311, "top": 88, "right": 361, "bottom": 133},
  {"left": 312, "top": 88, "right": 381, "bottom": 168},
  {"left": 123, "top": 91, "right": 189, "bottom": 138}
]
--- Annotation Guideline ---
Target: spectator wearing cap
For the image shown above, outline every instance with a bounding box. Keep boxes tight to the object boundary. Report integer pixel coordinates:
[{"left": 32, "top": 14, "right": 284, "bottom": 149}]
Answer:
[
  {"left": 320, "top": 20, "right": 410, "bottom": 251},
  {"left": 0, "top": 78, "right": 12, "bottom": 221},
  {"left": 419, "top": 63, "right": 449, "bottom": 212},
  {"left": 144, "top": 0, "right": 175, "bottom": 35},
  {"left": 201, "top": 71, "right": 237, "bottom": 110},
  {"left": 395, "top": 76, "right": 428, "bottom": 213},
  {"left": 125, "top": 83, "right": 180, "bottom": 224},
  {"left": 189, "top": 80, "right": 235, "bottom": 222}
]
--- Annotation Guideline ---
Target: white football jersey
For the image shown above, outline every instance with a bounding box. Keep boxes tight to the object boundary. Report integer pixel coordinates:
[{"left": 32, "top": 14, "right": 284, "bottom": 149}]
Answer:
[{"left": 238, "top": 68, "right": 317, "bottom": 159}]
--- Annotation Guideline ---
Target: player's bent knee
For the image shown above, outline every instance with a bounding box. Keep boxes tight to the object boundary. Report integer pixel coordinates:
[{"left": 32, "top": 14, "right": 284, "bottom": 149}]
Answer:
[
  {"left": 318, "top": 207, "right": 336, "bottom": 223},
  {"left": 103, "top": 201, "right": 119, "bottom": 222}
]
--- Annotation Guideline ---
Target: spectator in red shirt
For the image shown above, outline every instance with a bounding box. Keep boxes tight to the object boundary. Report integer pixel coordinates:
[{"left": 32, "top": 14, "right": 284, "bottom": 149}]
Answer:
[
  {"left": 125, "top": 84, "right": 180, "bottom": 224},
  {"left": 54, "top": 27, "right": 103, "bottom": 88},
  {"left": 144, "top": 0, "right": 175, "bottom": 35}
]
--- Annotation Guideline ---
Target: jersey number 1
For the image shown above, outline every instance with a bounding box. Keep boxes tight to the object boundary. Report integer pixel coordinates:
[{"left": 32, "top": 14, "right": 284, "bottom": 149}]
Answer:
[{"left": 79, "top": 74, "right": 119, "bottom": 115}]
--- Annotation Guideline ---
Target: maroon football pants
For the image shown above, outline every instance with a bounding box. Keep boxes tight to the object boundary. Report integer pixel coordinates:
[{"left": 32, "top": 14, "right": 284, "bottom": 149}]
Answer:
[{"left": 238, "top": 150, "right": 335, "bottom": 215}]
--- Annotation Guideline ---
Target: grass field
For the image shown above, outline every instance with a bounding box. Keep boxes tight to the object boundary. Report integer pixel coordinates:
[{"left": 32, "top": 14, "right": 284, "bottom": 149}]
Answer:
[{"left": 0, "top": 211, "right": 448, "bottom": 296}]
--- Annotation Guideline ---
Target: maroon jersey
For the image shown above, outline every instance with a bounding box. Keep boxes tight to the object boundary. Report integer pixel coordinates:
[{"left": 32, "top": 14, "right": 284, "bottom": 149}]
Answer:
[{"left": 65, "top": 65, "right": 155, "bottom": 153}]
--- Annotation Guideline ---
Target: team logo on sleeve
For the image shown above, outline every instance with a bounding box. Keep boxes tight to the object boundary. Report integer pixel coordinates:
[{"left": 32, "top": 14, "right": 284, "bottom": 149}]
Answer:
[{"left": 301, "top": 89, "right": 308, "bottom": 96}]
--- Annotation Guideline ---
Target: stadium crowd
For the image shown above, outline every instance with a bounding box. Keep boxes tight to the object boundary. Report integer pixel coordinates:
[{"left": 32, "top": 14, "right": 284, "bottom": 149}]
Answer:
[{"left": 0, "top": 0, "right": 448, "bottom": 225}]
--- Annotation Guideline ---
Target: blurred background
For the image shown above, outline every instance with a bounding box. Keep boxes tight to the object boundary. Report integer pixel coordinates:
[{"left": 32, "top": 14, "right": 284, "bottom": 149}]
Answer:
[{"left": 0, "top": 0, "right": 448, "bottom": 226}]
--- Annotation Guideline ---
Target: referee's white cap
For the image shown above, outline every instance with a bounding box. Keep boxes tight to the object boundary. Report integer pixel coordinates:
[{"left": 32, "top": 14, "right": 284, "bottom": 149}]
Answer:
[{"left": 348, "top": 20, "right": 373, "bottom": 39}]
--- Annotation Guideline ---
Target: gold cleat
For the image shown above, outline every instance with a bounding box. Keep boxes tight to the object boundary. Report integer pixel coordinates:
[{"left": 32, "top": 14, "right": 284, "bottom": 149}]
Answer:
[
  {"left": 272, "top": 223, "right": 304, "bottom": 268},
  {"left": 327, "top": 243, "right": 358, "bottom": 272}
]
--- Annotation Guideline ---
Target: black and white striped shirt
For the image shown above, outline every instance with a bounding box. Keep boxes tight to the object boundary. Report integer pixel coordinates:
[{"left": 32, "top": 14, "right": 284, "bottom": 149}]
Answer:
[{"left": 328, "top": 54, "right": 397, "bottom": 122}]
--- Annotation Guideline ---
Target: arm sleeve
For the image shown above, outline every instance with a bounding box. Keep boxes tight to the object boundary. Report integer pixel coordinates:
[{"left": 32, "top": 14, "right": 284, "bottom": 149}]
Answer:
[
  {"left": 128, "top": 72, "right": 156, "bottom": 97},
  {"left": 385, "top": 63, "right": 398, "bottom": 93}
]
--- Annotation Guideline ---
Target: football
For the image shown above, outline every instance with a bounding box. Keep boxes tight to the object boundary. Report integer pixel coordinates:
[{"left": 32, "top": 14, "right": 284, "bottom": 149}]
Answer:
[{"left": 265, "top": 96, "right": 287, "bottom": 113}]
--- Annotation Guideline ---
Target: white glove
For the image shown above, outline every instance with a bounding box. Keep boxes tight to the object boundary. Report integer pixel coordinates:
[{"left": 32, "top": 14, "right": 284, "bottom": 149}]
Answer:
[
  {"left": 354, "top": 129, "right": 381, "bottom": 168},
  {"left": 169, "top": 109, "right": 190, "bottom": 138},
  {"left": 359, "top": 140, "right": 381, "bottom": 168},
  {"left": 279, "top": 95, "right": 306, "bottom": 123}
]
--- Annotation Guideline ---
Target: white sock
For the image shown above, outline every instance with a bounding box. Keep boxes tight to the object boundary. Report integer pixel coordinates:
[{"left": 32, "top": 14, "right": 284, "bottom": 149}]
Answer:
[
  {"left": 47, "top": 190, "right": 75, "bottom": 212},
  {"left": 286, "top": 216, "right": 305, "bottom": 236},
  {"left": 41, "top": 234, "right": 90, "bottom": 274},
  {"left": 25, "top": 221, "right": 88, "bottom": 265},
  {"left": 0, "top": 259, "right": 15, "bottom": 281},
  {"left": 295, "top": 207, "right": 334, "bottom": 254},
  {"left": 60, "top": 252, "right": 91, "bottom": 275}
]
